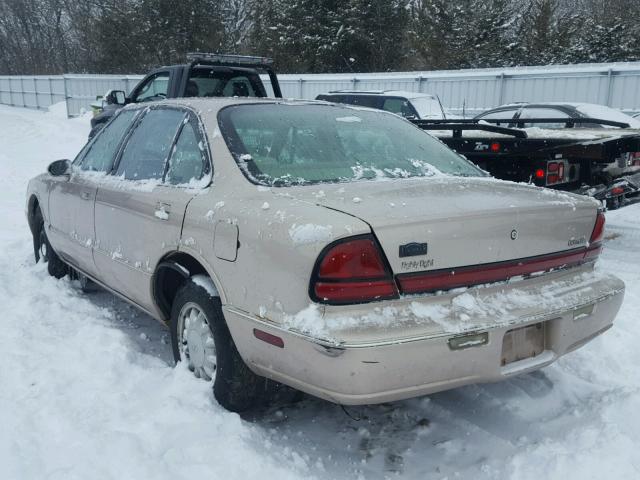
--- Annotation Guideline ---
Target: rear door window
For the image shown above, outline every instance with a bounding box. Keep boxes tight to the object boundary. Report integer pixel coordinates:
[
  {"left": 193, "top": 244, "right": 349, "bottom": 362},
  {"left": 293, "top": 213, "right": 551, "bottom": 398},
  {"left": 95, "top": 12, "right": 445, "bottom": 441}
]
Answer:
[
  {"left": 80, "top": 109, "right": 137, "bottom": 172},
  {"left": 349, "top": 95, "right": 382, "bottom": 109},
  {"left": 518, "top": 107, "right": 570, "bottom": 128},
  {"left": 476, "top": 108, "right": 520, "bottom": 125},
  {"left": 382, "top": 97, "right": 417, "bottom": 118},
  {"left": 115, "top": 108, "right": 185, "bottom": 180},
  {"left": 187, "top": 68, "right": 266, "bottom": 97},
  {"left": 165, "top": 121, "right": 208, "bottom": 185}
]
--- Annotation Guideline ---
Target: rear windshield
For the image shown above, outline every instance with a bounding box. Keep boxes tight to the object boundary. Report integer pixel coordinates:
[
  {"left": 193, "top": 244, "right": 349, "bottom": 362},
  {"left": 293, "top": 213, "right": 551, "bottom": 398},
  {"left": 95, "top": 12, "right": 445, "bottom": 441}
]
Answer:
[
  {"left": 218, "top": 103, "right": 484, "bottom": 186},
  {"left": 187, "top": 68, "right": 267, "bottom": 98}
]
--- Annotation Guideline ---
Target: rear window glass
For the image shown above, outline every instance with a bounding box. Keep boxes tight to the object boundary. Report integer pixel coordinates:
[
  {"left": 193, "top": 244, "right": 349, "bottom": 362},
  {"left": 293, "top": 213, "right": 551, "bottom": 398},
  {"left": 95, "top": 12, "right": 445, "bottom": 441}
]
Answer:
[
  {"left": 219, "top": 103, "right": 484, "bottom": 187},
  {"left": 187, "top": 68, "right": 266, "bottom": 98}
]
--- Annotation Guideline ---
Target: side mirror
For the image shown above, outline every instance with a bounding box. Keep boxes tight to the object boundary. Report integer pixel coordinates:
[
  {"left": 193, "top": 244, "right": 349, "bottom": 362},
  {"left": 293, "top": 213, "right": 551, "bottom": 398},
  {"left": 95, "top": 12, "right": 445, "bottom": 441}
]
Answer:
[
  {"left": 104, "top": 90, "right": 126, "bottom": 106},
  {"left": 48, "top": 159, "right": 71, "bottom": 177}
]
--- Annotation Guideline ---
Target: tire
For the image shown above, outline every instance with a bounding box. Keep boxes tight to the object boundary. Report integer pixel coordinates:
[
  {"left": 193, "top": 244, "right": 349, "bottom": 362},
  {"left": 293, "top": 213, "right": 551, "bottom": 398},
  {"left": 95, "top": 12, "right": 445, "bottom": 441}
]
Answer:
[
  {"left": 33, "top": 209, "right": 67, "bottom": 279},
  {"left": 170, "top": 278, "right": 270, "bottom": 412}
]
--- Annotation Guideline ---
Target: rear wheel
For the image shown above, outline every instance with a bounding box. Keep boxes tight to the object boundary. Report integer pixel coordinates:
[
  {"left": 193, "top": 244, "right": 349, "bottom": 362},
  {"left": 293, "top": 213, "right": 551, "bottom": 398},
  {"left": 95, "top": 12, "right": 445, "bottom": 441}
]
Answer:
[
  {"left": 33, "top": 209, "right": 67, "bottom": 278},
  {"left": 170, "top": 278, "right": 270, "bottom": 412}
]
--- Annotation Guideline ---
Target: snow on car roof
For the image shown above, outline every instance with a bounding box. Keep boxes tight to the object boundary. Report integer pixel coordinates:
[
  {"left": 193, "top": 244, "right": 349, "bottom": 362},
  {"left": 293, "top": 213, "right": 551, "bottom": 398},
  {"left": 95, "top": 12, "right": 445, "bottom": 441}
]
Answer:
[{"left": 325, "top": 90, "right": 436, "bottom": 99}]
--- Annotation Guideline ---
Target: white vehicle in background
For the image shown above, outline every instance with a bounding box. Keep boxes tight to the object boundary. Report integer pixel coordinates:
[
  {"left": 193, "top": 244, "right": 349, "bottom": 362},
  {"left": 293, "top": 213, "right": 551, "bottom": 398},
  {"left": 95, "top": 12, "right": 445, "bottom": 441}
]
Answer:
[{"left": 315, "top": 90, "right": 460, "bottom": 120}]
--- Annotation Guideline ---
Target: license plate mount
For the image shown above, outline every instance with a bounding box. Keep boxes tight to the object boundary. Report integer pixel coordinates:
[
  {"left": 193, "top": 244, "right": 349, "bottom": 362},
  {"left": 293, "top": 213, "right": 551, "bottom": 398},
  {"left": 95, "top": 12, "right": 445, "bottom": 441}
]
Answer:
[{"left": 501, "top": 322, "right": 546, "bottom": 366}]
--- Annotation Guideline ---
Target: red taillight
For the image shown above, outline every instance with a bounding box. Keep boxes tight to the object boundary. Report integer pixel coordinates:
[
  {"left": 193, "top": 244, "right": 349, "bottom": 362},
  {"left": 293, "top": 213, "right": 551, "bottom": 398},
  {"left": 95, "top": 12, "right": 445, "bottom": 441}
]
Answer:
[
  {"left": 590, "top": 212, "right": 605, "bottom": 245},
  {"left": 611, "top": 186, "right": 624, "bottom": 195},
  {"left": 535, "top": 169, "right": 545, "bottom": 179},
  {"left": 544, "top": 161, "right": 567, "bottom": 185},
  {"left": 397, "top": 246, "right": 601, "bottom": 295},
  {"left": 311, "top": 235, "right": 398, "bottom": 304},
  {"left": 490, "top": 142, "right": 501, "bottom": 152}
]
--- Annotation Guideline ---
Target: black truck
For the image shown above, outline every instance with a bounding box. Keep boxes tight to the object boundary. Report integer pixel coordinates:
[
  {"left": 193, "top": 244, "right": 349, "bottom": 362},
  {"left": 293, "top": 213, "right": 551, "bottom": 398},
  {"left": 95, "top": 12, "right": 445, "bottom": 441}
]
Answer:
[
  {"left": 90, "top": 52, "right": 282, "bottom": 137},
  {"left": 413, "top": 117, "right": 640, "bottom": 209}
]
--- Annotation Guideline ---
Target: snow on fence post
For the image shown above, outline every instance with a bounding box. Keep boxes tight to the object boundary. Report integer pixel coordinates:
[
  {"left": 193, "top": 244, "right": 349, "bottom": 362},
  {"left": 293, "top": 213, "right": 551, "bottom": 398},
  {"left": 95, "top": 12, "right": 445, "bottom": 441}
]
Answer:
[
  {"left": 497, "top": 72, "right": 506, "bottom": 106},
  {"left": 605, "top": 68, "right": 614, "bottom": 107},
  {"left": 63, "top": 75, "right": 71, "bottom": 118}
]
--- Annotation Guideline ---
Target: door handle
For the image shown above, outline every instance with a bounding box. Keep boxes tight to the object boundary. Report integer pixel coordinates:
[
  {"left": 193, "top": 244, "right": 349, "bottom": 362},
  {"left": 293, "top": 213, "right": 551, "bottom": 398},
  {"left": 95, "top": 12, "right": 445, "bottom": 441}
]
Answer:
[{"left": 80, "top": 191, "right": 91, "bottom": 200}]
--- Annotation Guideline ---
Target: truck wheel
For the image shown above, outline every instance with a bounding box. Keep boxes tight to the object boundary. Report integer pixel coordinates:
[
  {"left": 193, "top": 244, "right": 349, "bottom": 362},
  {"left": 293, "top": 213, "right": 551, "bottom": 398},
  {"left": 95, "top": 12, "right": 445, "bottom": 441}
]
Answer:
[
  {"left": 33, "top": 209, "right": 67, "bottom": 279},
  {"left": 170, "top": 278, "right": 270, "bottom": 412}
]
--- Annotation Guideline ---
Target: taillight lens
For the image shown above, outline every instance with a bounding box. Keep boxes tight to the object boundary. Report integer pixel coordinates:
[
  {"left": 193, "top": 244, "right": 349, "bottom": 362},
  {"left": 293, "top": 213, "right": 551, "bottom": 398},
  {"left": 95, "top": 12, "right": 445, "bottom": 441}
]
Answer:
[
  {"left": 311, "top": 235, "right": 398, "bottom": 304},
  {"left": 545, "top": 161, "right": 566, "bottom": 185},
  {"left": 590, "top": 212, "right": 605, "bottom": 245}
]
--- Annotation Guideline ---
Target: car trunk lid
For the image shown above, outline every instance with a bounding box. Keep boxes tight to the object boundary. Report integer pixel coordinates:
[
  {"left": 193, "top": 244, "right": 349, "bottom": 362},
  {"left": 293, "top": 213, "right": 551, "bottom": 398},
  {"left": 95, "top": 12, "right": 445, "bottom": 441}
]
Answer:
[{"left": 287, "top": 177, "right": 599, "bottom": 283}]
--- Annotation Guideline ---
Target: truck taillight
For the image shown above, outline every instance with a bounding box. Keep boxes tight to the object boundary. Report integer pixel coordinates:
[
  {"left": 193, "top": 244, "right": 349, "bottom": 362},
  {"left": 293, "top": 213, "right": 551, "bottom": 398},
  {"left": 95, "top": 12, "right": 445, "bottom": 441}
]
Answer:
[
  {"left": 310, "top": 235, "right": 398, "bottom": 304},
  {"left": 545, "top": 160, "right": 568, "bottom": 186},
  {"left": 630, "top": 152, "right": 640, "bottom": 167}
]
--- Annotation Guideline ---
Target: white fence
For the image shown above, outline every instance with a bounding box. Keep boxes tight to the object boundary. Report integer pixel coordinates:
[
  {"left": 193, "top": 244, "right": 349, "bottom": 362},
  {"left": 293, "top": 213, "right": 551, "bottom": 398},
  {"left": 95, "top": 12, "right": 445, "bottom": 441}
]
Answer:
[{"left": 2, "top": 61, "right": 640, "bottom": 117}]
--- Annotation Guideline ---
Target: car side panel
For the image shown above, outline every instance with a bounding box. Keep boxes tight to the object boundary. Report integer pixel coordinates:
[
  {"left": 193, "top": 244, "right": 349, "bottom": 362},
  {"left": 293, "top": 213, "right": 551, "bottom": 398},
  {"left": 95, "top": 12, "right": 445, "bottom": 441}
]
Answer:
[
  {"left": 93, "top": 184, "right": 194, "bottom": 313},
  {"left": 47, "top": 173, "right": 99, "bottom": 275}
]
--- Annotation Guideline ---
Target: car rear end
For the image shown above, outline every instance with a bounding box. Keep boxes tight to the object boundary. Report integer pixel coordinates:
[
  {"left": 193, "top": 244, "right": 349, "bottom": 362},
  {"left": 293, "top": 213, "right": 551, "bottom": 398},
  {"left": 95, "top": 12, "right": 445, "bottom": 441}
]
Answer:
[
  {"left": 214, "top": 101, "right": 625, "bottom": 405},
  {"left": 225, "top": 193, "right": 623, "bottom": 404}
]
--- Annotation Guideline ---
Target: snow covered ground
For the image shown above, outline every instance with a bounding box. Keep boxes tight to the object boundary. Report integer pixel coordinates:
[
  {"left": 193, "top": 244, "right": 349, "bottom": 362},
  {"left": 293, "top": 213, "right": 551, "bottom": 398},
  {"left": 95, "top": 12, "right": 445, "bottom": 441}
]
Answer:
[{"left": 1, "top": 104, "right": 639, "bottom": 479}]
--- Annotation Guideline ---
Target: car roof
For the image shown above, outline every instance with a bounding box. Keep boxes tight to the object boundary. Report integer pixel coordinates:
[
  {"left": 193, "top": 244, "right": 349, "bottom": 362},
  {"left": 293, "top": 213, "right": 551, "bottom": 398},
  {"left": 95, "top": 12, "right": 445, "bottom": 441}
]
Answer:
[
  {"left": 323, "top": 90, "right": 436, "bottom": 100},
  {"left": 123, "top": 97, "right": 377, "bottom": 119}
]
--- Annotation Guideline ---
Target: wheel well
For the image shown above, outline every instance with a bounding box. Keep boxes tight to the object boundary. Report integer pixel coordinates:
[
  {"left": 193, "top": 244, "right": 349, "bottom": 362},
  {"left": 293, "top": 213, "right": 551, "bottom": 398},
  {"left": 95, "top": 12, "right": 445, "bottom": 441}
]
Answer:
[
  {"left": 27, "top": 195, "right": 40, "bottom": 235},
  {"left": 152, "top": 252, "right": 211, "bottom": 320}
]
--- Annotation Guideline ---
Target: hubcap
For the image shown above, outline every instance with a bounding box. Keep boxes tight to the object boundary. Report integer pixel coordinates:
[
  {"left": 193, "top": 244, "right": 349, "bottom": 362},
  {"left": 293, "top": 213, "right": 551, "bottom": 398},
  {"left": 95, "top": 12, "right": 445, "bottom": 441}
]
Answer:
[{"left": 178, "top": 302, "right": 216, "bottom": 381}]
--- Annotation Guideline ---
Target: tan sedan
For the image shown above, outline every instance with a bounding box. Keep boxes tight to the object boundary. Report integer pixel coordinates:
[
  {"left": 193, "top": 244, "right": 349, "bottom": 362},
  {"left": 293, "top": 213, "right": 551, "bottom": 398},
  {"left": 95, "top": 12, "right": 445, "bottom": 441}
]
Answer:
[{"left": 26, "top": 98, "right": 625, "bottom": 412}]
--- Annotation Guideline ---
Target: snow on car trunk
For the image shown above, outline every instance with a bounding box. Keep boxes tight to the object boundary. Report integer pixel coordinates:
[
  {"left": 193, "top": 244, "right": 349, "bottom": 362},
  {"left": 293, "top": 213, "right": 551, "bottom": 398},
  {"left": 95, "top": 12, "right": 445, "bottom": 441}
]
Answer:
[{"left": 290, "top": 177, "right": 599, "bottom": 275}]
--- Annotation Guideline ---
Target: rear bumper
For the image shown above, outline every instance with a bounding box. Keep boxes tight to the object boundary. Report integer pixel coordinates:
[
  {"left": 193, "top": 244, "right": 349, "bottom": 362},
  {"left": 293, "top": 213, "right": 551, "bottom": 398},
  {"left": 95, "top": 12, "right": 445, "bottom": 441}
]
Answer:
[{"left": 224, "top": 271, "right": 624, "bottom": 405}]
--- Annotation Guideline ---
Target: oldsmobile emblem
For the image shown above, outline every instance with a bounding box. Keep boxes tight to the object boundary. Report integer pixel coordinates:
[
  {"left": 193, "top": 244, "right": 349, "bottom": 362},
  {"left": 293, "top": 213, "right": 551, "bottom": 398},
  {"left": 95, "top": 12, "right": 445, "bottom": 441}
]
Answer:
[{"left": 510, "top": 229, "right": 518, "bottom": 240}]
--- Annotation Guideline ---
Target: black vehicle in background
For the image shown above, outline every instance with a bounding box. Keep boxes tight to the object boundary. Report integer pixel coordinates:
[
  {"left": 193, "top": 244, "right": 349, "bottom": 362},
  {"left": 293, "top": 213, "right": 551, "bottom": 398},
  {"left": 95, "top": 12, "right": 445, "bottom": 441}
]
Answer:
[
  {"left": 90, "top": 53, "right": 282, "bottom": 137},
  {"left": 413, "top": 104, "right": 640, "bottom": 208},
  {"left": 475, "top": 102, "right": 640, "bottom": 130}
]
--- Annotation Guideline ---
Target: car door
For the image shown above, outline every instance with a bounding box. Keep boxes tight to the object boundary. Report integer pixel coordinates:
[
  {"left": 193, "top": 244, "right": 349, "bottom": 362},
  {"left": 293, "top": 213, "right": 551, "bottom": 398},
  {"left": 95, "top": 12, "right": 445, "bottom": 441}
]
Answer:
[
  {"left": 93, "top": 106, "right": 211, "bottom": 313},
  {"left": 47, "top": 109, "right": 138, "bottom": 276}
]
